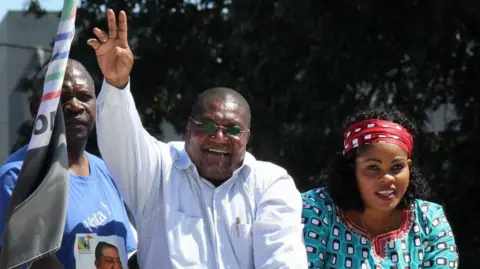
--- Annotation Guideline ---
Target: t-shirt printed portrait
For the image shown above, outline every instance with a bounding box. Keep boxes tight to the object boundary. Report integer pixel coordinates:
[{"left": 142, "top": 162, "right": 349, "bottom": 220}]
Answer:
[
  {"left": 0, "top": 148, "right": 137, "bottom": 269},
  {"left": 74, "top": 234, "right": 128, "bottom": 269}
]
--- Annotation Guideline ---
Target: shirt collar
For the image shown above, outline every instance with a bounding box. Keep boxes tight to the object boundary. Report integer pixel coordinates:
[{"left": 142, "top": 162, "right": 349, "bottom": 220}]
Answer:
[
  {"left": 173, "top": 142, "right": 255, "bottom": 174},
  {"left": 171, "top": 142, "right": 191, "bottom": 169}
]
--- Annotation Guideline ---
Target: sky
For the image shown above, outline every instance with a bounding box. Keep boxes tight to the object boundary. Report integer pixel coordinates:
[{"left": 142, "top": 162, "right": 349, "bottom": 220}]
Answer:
[{"left": 0, "top": 0, "right": 64, "bottom": 22}]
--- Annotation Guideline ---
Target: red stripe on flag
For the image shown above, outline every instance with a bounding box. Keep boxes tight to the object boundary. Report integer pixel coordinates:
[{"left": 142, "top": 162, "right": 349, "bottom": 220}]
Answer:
[
  {"left": 42, "top": 90, "right": 62, "bottom": 102},
  {"left": 70, "top": 7, "right": 77, "bottom": 19}
]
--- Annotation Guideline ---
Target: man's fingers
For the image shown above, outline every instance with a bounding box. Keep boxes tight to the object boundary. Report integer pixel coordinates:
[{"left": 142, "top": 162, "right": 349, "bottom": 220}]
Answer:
[
  {"left": 87, "top": 37, "right": 114, "bottom": 56},
  {"left": 118, "top": 10, "right": 128, "bottom": 42},
  {"left": 87, "top": 39, "right": 101, "bottom": 50},
  {"left": 93, "top": 27, "right": 109, "bottom": 43},
  {"left": 107, "top": 9, "right": 118, "bottom": 39}
]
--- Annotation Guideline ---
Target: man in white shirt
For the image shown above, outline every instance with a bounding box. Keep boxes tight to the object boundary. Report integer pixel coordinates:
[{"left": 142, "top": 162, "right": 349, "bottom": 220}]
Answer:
[{"left": 87, "top": 9, "right": 307, "bottom": 269}]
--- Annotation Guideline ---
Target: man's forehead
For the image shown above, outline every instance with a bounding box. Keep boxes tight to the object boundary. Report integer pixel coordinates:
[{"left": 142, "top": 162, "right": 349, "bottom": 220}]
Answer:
[
  {"left": 201, "top": 98, "right": 246, "bottom": 118},
  {"left": 203, "top": 97, "right": 244, "bottom": 111},
  {"left": 66, "top": 64, "right": 88, "bottom": 80},
  {"left": 63, "top": 66, "right": 94, "bottom": 92},
  {"left": 102, "top": 247, "right": 119, "bottom": 255},
  {"left": 68, "top": 65, "right": 87, "bottom": 79}
]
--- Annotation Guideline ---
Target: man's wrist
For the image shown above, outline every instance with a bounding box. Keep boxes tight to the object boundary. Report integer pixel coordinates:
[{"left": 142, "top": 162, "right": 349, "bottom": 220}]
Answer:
[{"left": 105, "top": 77, "right": 129, "bottom": 89}]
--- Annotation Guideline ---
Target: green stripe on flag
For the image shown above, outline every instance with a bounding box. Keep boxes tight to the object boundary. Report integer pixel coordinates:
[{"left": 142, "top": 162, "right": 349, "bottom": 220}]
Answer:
[
  {"left": 44, "top": 72, "right": 63, "bottom": 84},
  {"left": 60, "top": 0, "right": 76, "bottom": 21}
]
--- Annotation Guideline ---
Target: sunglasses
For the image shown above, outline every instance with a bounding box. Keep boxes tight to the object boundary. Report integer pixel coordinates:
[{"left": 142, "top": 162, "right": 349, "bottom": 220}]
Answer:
[{"left": 189, "top": 117, "right": 248, "bottom": 139}]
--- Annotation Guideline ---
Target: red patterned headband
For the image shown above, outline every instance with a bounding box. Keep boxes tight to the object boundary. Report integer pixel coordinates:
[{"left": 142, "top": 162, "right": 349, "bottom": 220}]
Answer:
[{"left": 343, "top": 119, "right": 414, "bottom": 157}]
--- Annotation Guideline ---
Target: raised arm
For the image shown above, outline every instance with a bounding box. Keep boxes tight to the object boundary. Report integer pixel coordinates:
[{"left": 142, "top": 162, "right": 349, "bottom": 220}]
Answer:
[{"left": 88, "top": 10, "right": 169, "bottom": 216}]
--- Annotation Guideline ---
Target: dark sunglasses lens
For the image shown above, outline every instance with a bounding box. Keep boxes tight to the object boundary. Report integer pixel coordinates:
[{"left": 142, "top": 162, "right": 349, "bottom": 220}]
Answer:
[
  {"left": 200, "top": 121, "right": 217, "bottom": 133},
  {"left": 226, "top": 126, "right": 242, "bottom": 137}
]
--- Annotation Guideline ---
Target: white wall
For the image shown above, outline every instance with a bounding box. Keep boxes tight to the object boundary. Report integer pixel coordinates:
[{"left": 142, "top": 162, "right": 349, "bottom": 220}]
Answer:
[{"left": 0, "top": 11, "right": 59, "bottom": 162}]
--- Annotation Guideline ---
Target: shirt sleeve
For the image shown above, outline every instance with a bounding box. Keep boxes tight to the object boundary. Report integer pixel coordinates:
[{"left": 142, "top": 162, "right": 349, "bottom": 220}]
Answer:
[
  {"left": 422, "top": 203, "right": 459, "bottom": 268},
  {"left": 252, "top": 173, "right": 308, "bottom": 269},
  {"left": 301, "top": 188, "right": 333, "bottom": 269},
  {"left": 96, "top": 79, "right": 170, "bottom": 217},
  {"left": 0, "top": 167, "right": 20, "bottom": 248}
]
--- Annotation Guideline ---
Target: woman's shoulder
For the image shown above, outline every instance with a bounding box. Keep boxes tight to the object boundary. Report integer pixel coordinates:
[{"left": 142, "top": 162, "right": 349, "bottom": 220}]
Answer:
[
  {"left": 412, "top": 199, "right": 452, "bottom": 229},
  {"left": 301, "top": 187, "right": 337, "bottom": 225},
  {"left": 413, "top": 199, "right": 447, "bottom": 216},
  {"left": 302, "top": 187, "right": 334, "bottom": 204}
]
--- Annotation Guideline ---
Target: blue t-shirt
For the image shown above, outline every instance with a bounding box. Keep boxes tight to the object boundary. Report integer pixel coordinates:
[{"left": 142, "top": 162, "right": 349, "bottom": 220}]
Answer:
[{"left": 0, "top": 146, "right": 137, "bottom": 269}]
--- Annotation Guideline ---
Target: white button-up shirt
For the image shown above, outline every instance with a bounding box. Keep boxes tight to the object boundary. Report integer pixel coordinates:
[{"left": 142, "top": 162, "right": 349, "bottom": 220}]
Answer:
[{"left": 96, "top": 80, "right": 308, "bottom": 269}]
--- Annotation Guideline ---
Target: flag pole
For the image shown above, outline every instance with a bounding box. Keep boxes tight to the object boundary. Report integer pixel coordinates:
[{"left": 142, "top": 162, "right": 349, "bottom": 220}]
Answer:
[{"left": 0, "top": 0, "right": 78, "bottom": 268}]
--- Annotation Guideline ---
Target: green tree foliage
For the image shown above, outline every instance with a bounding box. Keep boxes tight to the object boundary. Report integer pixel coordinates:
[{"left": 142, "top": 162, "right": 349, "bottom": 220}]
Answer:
[{"left": 19, "top": 0, "right": 480, "bottom": 267}]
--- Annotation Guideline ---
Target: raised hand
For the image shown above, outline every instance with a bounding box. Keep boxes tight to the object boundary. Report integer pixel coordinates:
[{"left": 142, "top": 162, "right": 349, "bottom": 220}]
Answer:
[{"left": 87, "top": 9, "right": 133, "bottom": 89}]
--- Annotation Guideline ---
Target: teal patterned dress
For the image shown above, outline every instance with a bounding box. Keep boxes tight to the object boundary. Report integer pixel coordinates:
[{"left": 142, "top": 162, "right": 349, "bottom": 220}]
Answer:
[{"left": 301, "top": 188, "right": 459, "bottom": 268}]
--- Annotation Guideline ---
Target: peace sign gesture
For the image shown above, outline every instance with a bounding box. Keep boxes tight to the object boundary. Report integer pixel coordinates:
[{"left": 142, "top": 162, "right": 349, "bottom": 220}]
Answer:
[{"left": 87, "top": 9, "right": 133, "bottom": 89}]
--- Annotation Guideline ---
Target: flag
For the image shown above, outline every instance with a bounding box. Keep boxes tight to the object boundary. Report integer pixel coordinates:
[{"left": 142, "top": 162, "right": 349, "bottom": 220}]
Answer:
[{"left": 0, "top": 0, "right": 78, "bottom": 268}]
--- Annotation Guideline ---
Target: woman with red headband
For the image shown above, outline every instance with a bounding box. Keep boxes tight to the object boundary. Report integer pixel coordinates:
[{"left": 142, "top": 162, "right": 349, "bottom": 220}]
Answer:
[{"left": 301, "top": 108, "right": 459, "bottom": 268}]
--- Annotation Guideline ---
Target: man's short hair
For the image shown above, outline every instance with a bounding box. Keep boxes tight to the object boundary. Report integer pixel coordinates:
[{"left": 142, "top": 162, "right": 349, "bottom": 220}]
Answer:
[
  {"left": 94, "top": 241, "right": 118, "bottom": 261},
  {"left": 190, "top": 87, "right": 251, "bottom": 126}
]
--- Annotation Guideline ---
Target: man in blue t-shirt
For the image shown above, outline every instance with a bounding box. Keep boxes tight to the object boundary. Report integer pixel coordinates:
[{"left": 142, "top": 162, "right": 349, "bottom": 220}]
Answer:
[{"left": 0, "top": 59, "right": 137, "bottom": 268}]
